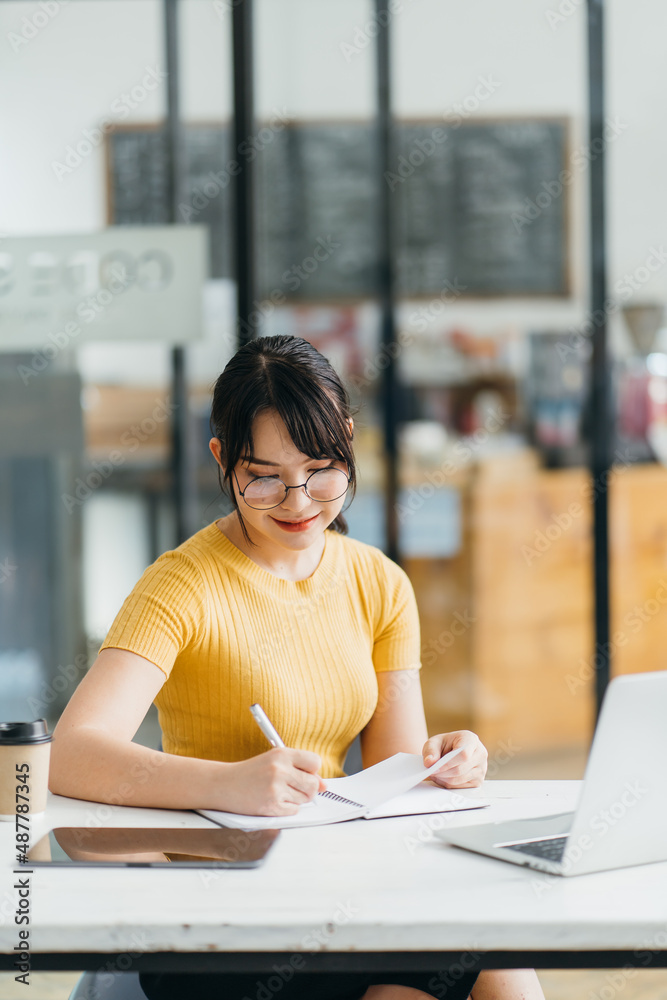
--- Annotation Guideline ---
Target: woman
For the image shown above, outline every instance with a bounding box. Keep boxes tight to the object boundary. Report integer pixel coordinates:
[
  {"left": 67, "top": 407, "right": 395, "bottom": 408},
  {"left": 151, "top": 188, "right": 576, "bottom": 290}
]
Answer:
[{"left": 51, "top": 335, "right": 544, "bottom": 1000}]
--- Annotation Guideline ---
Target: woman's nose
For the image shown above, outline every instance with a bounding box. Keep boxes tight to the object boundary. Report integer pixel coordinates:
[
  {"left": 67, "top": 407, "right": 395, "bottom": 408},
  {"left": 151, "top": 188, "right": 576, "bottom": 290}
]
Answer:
[{"left": 279, "top": 483, "right": 312, "bottom": 512}]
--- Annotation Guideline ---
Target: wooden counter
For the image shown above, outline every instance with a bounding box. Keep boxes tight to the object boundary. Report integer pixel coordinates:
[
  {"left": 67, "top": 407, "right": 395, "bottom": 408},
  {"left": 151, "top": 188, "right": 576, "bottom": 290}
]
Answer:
[{"left": 406, "top": 453, "right": 667, "bottom": 760}]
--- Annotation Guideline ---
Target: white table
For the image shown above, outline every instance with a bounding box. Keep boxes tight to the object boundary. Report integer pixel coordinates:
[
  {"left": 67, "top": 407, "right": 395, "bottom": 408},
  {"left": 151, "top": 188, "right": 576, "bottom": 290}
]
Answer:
[{"left": 2, "top": 780, "right": 667, "bottom": 974}]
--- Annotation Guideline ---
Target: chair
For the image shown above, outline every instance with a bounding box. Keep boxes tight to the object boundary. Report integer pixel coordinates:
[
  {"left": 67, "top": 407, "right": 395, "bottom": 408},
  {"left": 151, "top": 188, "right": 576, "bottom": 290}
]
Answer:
[
  {"left": 343, "top": 733, "right": 362, "bottom": 774},
  {"left": 69, "top": 970, "right": 147, "bottom": 999}
]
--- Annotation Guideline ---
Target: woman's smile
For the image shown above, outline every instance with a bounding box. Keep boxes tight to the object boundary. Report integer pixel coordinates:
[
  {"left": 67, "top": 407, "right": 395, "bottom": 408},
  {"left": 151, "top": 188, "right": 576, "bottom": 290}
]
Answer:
[{"left": 269, "top": 513, "right": 320, "bottom": 532}]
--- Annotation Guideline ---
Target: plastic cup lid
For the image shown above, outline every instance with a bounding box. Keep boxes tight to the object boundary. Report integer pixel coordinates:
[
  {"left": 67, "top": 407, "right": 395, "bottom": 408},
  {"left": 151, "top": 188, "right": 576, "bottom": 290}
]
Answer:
[{"left": 0, "top": 719, "right": 52, "bottom": 745}]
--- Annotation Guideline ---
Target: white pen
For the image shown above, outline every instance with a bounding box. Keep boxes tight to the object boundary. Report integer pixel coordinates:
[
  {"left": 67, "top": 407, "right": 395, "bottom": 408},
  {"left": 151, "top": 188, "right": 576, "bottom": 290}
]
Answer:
[
  {"left": 249, "top": 703, "right": 321, "bottom": 806},
  {"left": 249, "top": 703, "right": 286, "bottom": 748}
]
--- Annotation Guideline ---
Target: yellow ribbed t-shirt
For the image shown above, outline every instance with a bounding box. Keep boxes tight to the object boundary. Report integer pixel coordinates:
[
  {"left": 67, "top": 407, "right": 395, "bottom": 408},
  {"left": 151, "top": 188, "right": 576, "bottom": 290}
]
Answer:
[{"left": 100, "top": 522, "right": 421, "bottom": 778}]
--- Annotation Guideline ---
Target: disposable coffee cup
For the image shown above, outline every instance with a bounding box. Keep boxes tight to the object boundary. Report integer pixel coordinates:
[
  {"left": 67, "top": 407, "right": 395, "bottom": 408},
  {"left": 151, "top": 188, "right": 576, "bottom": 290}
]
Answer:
[{"left": 0, "top": 720, "right": 52, "bottom": 821}]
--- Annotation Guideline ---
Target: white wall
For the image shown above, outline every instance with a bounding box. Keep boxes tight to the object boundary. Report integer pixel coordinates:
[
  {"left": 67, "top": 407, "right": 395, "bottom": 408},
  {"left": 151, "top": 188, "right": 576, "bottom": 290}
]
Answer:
[
  {"left": 1, "top": 0, "right": 667, "bottom": 373},
  {"left": 607, "top": 1, "right": 667, "bottom": 292},
  {"left": 0, "top": 1, "right": 165, "bottom": 234}
]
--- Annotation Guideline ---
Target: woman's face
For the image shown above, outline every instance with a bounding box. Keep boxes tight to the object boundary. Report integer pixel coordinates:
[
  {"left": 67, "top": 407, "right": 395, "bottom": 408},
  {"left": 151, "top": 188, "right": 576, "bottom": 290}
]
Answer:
[{"left": 211, "top": 410, "right": 349, "bottom": 553}]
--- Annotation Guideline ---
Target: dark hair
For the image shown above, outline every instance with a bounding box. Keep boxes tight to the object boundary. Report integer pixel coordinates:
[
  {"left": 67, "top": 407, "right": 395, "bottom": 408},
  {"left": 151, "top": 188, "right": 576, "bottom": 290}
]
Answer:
[{"left": 210, "top": 335, "right": 356, "bottom": 540}]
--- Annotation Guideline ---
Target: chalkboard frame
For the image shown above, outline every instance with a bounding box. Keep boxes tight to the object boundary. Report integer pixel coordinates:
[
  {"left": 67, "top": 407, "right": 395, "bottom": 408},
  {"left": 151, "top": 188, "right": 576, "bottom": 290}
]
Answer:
[{"left": 105, "top": 115, "right": 571, "bottom": 302}]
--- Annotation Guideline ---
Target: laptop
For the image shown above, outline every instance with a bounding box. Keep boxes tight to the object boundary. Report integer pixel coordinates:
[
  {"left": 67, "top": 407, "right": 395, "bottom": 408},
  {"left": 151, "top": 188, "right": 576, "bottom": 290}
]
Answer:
[{"left": 435, "top": 671, "right": 667, "bottom": 876}]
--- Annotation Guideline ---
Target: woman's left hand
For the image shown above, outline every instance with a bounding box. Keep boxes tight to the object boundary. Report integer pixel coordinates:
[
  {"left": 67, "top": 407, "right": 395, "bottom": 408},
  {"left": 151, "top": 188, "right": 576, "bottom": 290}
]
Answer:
[{"left": 422, "top": 730, "right": 488, "bottom": 788}]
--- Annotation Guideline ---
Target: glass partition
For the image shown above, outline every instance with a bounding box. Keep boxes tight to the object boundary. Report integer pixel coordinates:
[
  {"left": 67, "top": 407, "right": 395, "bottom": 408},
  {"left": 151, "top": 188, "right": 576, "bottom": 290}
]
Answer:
[{"left": 391, "top": 0, "right": 593, "bottom": 777}]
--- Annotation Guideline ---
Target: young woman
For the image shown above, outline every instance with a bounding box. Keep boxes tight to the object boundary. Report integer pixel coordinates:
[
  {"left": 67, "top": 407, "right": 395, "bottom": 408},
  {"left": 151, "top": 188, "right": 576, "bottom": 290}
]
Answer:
[{"left": 51, "top": 335, "right": 544, "bottom": 1000}]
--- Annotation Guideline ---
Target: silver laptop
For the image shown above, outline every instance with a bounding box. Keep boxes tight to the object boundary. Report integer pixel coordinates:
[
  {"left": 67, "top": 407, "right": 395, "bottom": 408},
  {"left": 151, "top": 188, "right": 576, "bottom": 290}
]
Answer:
[{"left": 436, "top": 671, "right": 667, "bottom": 876}]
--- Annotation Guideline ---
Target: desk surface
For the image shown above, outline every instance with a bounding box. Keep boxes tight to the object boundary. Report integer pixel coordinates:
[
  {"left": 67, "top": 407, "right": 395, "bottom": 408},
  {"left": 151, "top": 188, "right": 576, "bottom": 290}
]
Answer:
[{"left": 2, "top": 780, "right": 667, "bottom": 970}]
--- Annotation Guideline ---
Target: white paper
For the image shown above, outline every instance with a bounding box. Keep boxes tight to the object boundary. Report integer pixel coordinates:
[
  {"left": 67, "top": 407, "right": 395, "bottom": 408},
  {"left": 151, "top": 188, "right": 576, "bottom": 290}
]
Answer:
[{"left": 321, "top": 748, "right": 463, "bottom": 809}]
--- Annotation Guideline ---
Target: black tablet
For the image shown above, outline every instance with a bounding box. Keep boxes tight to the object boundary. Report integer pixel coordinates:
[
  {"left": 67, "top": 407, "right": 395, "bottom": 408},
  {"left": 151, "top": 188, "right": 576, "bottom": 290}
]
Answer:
[{"left": 26, "top": 826, "right": 279, "bottom": 868}]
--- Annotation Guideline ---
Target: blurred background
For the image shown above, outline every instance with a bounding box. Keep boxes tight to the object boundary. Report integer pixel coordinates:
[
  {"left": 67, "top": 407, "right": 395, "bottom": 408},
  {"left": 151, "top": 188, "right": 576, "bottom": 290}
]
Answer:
[{"left": 2, "top": 2, "right": 667, "bottom": 995}]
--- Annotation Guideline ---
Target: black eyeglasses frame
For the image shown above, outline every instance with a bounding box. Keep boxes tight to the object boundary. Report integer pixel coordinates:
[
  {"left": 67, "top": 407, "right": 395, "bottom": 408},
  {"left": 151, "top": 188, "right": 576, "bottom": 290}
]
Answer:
[{"left": 232, "top": 467, "right": 351, "bottom": 511}]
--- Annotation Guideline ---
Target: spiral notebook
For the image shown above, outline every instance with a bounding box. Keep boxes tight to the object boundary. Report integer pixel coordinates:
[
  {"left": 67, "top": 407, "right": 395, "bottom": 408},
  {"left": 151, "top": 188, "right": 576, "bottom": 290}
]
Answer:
[{"left": 197, "top": 749, "right": 488, "bottom": 830}]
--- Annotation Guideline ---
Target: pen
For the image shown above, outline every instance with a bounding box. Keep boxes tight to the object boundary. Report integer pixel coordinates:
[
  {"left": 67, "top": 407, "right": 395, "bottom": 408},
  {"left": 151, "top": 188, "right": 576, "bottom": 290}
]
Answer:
[
  {"left": 249, "top": 703, "right": 286, "bottom": 748},
  {"left": 249, "top": 704, "right": 320, "bottom": 806}
]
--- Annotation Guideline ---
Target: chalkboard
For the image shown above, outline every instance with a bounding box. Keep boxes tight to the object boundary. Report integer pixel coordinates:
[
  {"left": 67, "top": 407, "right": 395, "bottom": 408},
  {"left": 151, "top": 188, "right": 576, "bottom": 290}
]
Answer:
[
  {"left": 107, "top": 124, "right": 232, "bottom": 280},
  {"left": 108, "top": 127, "right": 169, "bottom": 223},
  {"left": 256, "top": 123, "right": 379, "bottom": 300},
  {"left": 107, "top": 118, "right": 568, "bottom": 299}
]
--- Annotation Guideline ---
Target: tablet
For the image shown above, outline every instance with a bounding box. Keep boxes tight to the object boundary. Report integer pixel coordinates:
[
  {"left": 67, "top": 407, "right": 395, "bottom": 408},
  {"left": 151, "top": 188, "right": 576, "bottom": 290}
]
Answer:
[{"left": 26, "top": 826, "right": 279, "bottom": 868}]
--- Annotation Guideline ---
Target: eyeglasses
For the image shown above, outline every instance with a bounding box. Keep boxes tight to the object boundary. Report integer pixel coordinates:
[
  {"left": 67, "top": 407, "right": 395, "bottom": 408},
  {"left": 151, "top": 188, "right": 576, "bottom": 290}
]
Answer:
[{"left": 234, "top": 467, "right": 350, "bottom": 511}]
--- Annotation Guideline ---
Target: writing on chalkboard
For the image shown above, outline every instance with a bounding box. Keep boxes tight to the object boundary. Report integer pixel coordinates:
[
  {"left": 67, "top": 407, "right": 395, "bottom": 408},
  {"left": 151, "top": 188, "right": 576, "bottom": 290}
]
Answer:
[{"left": 107, "top": 118, "right": 568, "bottom": 300}]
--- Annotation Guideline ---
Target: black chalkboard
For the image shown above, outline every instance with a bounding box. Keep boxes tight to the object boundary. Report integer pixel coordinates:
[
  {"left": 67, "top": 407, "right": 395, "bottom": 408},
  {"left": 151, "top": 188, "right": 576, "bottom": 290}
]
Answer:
[
  {"left": 107, "top": 118, "right": 568, "bottom": 299},
  {"left": 108, "top": 127, "right": 170, "bottom": 224},
  {"left": 256, "top": 123, "right": 378, "bottom": 300}
]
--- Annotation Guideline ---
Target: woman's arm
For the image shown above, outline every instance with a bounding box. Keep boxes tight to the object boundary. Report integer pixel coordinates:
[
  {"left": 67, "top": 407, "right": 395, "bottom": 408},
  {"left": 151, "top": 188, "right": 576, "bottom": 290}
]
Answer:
[
  {"left": 50, "top": 648, "right": 324, "bottom": 814},
  {"left": 359, "top": 669, "right": 428, "bottom": 767},
  {"left": 360, "top": 669, "right": 488, "bottom": 787}
]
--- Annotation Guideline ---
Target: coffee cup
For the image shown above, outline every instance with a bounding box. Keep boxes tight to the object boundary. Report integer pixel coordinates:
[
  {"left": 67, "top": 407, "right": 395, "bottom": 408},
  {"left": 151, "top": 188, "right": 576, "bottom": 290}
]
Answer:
[{"left": 0, "top": 720, "right": 52, "bottom": 821}]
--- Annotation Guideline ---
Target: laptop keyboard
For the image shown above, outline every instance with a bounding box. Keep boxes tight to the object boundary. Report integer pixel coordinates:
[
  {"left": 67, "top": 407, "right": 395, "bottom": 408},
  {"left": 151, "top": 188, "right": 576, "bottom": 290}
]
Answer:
[{"left": 503, "top": 836, "right": 568, "bottom": 862}]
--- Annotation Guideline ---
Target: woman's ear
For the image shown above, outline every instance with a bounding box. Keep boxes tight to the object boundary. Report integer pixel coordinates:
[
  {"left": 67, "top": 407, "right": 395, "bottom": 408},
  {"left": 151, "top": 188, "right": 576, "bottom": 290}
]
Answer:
[
  {"left": 347, "top": 418, "right": 354, "bottom": 440},
  {"left": 209, "top": 437, "right": 224, "bottom": 470}
]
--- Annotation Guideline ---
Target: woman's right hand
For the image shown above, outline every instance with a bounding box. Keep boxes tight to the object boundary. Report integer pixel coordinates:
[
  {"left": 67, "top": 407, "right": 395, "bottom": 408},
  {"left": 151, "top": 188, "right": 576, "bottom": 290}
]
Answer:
[
  {"left": 221, "top": 748, "right": 326, "bottom": 816},
  {"left": 50, "top": 649, "right": 326, "bottom": 817}
]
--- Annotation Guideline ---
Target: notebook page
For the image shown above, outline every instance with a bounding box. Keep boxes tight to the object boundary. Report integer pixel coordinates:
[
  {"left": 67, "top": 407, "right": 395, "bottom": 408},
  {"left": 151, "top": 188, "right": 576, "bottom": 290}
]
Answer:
[
  {"left": 322, "top": 748, "right": 464, "bottom": 809},
  {"left": 197, "top": 794, "right": 360, "bottom": 830},
  {"left": 363, "top": 781, "right": 489, "bottom": 819}
]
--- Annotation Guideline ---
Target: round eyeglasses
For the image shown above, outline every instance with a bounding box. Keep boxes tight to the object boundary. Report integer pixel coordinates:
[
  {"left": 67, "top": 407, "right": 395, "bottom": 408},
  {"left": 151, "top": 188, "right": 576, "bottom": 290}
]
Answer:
[{"left": 234, "top": 467, "right": 350, "bottom": 511}]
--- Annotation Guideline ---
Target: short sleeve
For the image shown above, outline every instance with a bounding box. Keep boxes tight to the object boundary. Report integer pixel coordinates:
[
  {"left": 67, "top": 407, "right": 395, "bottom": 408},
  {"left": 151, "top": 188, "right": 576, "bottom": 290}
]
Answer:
[
  {"left": 99, "top": 551, "right": 209, "bottom": 678},
  {"left": 372, "top": 559, "right": 422, "bottom": 673}
]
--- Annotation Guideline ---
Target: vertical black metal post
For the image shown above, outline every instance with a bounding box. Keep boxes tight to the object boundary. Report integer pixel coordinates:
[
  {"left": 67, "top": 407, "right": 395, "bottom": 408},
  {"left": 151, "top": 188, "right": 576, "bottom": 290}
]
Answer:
[
  {"left": 164, "top": 0, "right": 198, "bottom": 544},
  {"left": 587, "top": 0, "right": 611, "bottom": 719},
  {"left": 232, "top": 0, "right": 256, "bottom": 348},
  {"left": 376, "top": 0, "right": 399, "bottom": 563}
]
